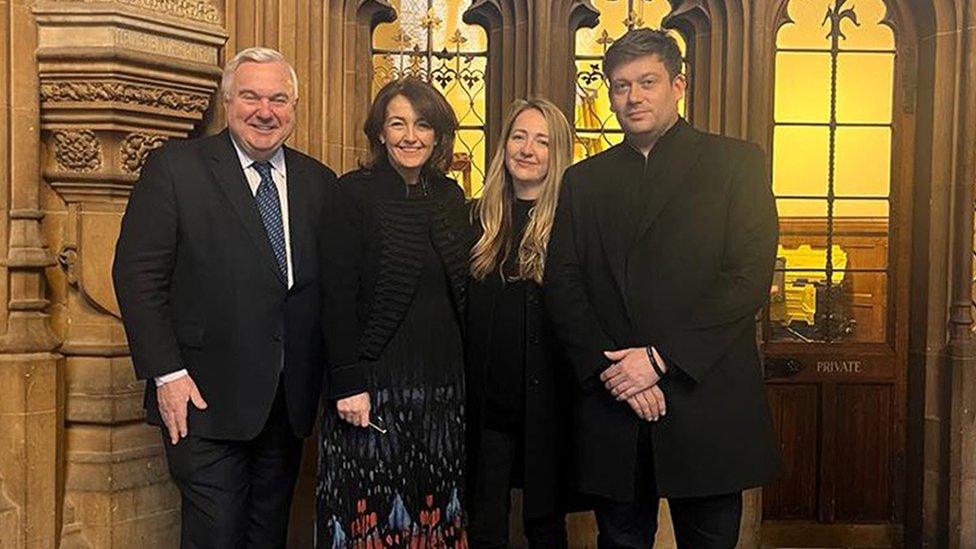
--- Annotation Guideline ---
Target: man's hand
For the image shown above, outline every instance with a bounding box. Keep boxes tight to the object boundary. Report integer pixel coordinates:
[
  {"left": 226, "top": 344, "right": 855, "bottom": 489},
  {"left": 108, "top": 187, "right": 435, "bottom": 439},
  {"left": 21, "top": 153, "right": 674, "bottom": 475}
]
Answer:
[
  {"left": 601, "top": 347, "right": 665, "bottom": 400},
  {"left": 625, "top": 385, "right": 667, "bottom": 422},
  {"left": 157, "top": 375, "right": 208, "bottom": 445},
  {"left": 337, "top": 392, "right": 370, "bottom": 428}
]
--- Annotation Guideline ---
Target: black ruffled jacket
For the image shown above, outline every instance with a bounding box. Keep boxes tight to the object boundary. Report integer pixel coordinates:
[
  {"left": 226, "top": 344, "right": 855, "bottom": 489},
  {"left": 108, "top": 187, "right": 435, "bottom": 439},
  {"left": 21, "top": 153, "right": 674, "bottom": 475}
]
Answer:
[{"left": 320, "top": 160, "right": 470, "bottom": 399}]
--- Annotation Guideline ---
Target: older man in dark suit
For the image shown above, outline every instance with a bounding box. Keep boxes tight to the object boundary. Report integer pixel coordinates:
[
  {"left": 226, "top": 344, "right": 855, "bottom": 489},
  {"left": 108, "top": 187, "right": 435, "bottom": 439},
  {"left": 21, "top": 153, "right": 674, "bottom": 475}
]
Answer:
[
  {"left": 113, "top": 47, "right": 341, "bottom": 548},
  {"left": 545, "top": 29, "right": 781, "bottom": 547}
]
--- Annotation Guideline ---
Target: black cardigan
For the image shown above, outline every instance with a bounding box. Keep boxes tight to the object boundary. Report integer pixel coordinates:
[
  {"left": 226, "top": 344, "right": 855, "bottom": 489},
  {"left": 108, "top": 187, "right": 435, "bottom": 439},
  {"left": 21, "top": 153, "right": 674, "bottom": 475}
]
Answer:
[{"left": 321, "top": 161, "right": 470, "bottom": 399}]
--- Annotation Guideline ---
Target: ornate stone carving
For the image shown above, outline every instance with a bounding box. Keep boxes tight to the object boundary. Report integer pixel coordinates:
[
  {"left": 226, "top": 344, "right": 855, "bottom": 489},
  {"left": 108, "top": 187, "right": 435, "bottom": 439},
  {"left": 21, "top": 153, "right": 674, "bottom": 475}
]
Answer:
[
  {"left": 53, "top": 131, "right": 102, "bottom": 173},
  {"left": 121, "top": 133, "right": 168, "bottom": 173},
  {"left": 57, "top": 244, "right": 78, "bottom": 286},
  {"left": 40, "top": 81, "right": 211, "bottom": 115},
  {"left": 52, "top": 0, "right": 220, "bottom": 25},
  {"left": 28, "top": 2, "right": 224, "bottom": 548},
  {"left": 98, "top": 0, "right": 220, "bottom": 25}
]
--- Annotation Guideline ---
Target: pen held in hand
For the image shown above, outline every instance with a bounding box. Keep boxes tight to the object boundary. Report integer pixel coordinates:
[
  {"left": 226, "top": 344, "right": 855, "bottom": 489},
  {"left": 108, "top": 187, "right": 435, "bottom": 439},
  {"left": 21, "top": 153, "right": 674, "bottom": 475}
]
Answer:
[{"left": 369, "top": 417, "right": 388, "bottom": 434}]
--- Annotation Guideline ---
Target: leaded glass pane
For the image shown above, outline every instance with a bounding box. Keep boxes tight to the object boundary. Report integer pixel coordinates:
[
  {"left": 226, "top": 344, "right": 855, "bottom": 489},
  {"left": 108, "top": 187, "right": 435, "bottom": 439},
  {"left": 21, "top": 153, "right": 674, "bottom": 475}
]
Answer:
[
  {"left": 770, "top": 265, "right": 887, "bottom": 343},
  {"left": 773, "top": 126, "right": 830, "bottom": 197},
  {"left": 835, "top": 127, "right": 892, "bottom": 197},
  {"left": 833, "top": 198, "right": 889, "bottom": 218},
  {"left": 776, "top": 199, "right": 829, "bottom": 219},
  {"left": 836, "top": 53, "right": 895, "bottom": 123},
  {"left": 774, "top": 53, "right": 831, "bottom": 123}
]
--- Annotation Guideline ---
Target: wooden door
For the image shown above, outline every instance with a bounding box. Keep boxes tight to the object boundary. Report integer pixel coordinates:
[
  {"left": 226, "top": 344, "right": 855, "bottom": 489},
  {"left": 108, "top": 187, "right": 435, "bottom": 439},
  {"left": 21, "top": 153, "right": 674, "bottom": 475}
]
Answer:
[{"left": 759, "top": 0, "right": 913, "bottom": 546}]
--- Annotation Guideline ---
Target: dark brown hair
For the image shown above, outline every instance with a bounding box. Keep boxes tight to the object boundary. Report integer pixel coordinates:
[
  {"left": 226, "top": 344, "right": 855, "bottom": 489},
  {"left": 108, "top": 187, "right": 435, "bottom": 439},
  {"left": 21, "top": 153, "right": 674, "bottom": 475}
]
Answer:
[
  {"left": 603, "top": 28, "right": 682, "bottom": 82},
  {"left": 362, "top": 77, "right": 458, "bottom": 176}
]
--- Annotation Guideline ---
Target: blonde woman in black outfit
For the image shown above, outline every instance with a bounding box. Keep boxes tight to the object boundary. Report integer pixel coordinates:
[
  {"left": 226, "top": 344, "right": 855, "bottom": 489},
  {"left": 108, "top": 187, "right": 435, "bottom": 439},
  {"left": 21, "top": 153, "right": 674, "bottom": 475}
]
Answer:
[{"left": 466, "top": 98, "right": 576, "bottom": 548}]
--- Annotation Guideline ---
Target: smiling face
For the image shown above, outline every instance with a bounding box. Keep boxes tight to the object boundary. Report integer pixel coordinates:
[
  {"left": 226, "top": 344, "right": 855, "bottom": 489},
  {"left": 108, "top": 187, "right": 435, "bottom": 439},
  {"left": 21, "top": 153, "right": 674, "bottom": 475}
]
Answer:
[
  {"left": 224, "top": 61, "right": 296, "bottom": 161},
  {"left": 381, "top": 94, "right": 436, "bottom": 182},
  {"left": 504, "top": 108, "right": 550, "bottom": 194},
  {"left": 608, "top": 53, "right": 685, "bottom": 143}
]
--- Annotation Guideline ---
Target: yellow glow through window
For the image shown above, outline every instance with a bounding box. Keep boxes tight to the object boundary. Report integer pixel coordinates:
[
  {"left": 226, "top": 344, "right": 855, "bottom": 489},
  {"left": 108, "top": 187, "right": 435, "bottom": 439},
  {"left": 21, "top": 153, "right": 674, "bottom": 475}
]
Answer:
[{"left": 770, "top": 0, "right": 895, "bottom": 343}]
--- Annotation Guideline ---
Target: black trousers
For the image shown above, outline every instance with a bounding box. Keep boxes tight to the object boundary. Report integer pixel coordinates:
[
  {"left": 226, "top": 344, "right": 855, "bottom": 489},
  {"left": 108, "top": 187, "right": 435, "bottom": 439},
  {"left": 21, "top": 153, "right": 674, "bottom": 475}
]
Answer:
[
  {"left": 468, "top": 428, "right": 568, "bottom": 549},
  {"left": 593, "top": 425, "right": 742, "bottom": 549},
  {"left": 163, "top": 382, "right": 303, "bottom": 549}
]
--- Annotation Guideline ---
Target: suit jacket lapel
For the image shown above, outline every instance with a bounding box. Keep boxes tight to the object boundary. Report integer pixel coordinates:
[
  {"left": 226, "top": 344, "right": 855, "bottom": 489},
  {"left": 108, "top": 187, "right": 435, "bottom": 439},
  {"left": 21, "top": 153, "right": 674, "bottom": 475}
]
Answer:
[
  {"left": 630, "top": 119, "right": 704, "bottom": 249},
  {"left": 207, "top": 130, "right": 287, "bottom": 286},
  {"left": 284, "top": 147, "right": 309, "bottom": 284}
]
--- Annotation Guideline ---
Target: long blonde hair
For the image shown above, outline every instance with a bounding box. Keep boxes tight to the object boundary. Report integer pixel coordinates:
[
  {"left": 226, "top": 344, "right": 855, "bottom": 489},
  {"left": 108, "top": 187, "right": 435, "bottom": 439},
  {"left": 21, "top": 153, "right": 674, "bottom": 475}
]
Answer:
[{"left": 470, "top": 99, "right": 572, "bottom": 284}]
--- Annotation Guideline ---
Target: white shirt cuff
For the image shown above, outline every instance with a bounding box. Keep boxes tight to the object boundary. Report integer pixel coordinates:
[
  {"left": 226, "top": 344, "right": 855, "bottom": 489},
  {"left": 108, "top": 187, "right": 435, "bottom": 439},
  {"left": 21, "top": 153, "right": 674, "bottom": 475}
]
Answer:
[
  {"left": 155, "top": 369, "right": 188, "bottom": 387},
  {"left": 649, "top": 346, "right": 667, "bottom": 374}
]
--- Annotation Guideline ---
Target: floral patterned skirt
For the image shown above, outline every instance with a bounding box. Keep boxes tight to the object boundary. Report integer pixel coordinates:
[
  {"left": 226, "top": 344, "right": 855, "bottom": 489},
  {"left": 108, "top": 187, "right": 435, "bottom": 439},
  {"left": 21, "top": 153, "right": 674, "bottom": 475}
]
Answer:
[{"left": 317, "top": 382, "right": 467, "bottom": 548}]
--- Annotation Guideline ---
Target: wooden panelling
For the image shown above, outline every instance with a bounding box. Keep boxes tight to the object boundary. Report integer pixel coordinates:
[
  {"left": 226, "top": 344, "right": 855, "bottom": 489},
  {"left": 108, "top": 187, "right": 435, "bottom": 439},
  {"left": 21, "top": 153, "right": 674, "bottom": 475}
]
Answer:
[
  {"left": 835, "top": 384, "right": 893, "bottom": 521},
  {"left": 764, "top": 208, "right": 902, "bottom": 538},
  {"left": 761, "top": 522, "right": 902, "bottom": 547},
  {"left": 763, "top": 384, "right": 820, "bottom": 520}
]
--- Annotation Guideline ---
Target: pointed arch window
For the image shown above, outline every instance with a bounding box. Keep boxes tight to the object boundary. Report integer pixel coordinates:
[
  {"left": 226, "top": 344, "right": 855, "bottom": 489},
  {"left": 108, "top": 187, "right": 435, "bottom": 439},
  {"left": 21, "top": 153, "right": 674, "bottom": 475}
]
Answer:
[
  {"left": 768, "top": 0, "right": 895, "bottom": 344},
  {"left": 573, "top": 0, "right": 688, "bottom": 161},
  {"left": 372, "top": 0, "right": 488, "bottom": 196}
]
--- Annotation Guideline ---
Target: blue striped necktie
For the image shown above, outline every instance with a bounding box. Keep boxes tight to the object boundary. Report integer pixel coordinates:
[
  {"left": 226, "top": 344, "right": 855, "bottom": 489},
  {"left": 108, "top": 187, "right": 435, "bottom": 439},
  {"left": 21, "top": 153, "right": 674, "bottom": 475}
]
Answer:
[{"left": 251, "top": 161, "right": 288, "bottom": 280}]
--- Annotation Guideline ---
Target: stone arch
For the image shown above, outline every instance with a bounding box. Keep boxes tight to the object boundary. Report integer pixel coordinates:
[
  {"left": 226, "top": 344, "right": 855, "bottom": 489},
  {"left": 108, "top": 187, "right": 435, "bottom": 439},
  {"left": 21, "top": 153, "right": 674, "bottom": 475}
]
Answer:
[
  {"left": 463, "top": 0, "right": 530, "bottom": 154},
  {"left": 543, "top": 0, "right": 599, "bottom": 120},
  {"left": 323, "top": 0, "right": 396, "bottom": 171},
  {"left": 663, "top": 0, "right": 717, "bottom": 129}
]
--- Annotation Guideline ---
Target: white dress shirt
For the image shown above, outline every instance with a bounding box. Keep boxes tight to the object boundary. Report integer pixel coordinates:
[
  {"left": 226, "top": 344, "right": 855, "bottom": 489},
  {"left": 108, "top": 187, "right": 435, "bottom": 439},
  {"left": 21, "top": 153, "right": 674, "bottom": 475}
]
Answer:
[{"left": 155, "top": 140, "right": 293, "bottom": 387}]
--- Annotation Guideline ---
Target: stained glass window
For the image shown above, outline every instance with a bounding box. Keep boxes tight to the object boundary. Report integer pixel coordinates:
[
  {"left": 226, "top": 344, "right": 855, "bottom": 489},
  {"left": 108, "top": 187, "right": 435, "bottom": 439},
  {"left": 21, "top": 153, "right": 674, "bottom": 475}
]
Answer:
[
  {"left": 769, "top": 0, "right": 895, "bottom": 343},
  {"left": 573, "top": 0, "right": 687, "bottom": 161},
  {"left": 372, "top": 0, "right": 488, "bottom": 196}
]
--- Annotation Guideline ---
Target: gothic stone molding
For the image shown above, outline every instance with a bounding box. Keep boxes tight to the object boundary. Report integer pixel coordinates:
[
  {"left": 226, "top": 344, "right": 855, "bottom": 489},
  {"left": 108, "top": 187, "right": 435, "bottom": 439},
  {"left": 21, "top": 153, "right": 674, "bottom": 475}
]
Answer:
[{"left": 40, "top": 80, "right": 211, "bottom": 116}]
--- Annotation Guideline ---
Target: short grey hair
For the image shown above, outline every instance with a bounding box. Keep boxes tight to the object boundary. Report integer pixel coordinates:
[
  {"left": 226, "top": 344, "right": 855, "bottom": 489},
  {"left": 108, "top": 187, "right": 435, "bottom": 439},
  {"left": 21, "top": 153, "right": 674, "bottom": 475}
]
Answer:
[{"left": 221, "top": 47, "right": 300, "bottom": 101}]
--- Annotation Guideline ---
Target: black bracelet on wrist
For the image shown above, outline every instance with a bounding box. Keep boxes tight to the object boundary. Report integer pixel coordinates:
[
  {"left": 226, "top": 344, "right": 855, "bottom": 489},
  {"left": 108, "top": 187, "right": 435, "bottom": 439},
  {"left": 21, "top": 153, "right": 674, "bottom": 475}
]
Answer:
[{"left": 646, "top": 346, "right": 667, "bottom": 378}]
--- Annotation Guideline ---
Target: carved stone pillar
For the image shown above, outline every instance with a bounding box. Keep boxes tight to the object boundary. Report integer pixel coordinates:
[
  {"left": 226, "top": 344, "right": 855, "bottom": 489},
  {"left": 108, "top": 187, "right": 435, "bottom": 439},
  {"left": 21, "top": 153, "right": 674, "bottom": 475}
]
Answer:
[
  {"left": 0, "top": 1, "right": 63, "bottom": 547},
  {"left": 946, "top": 2, "right": 976, "bottom": 545},
  {"left": 33, "top": 1, "right": 226, "bottom": 545},
  {"left": 322, "top": 0, "right": 396, "bottom": 172}
]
